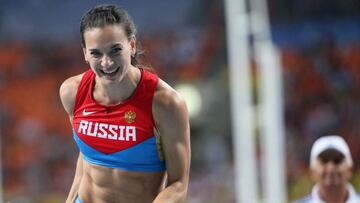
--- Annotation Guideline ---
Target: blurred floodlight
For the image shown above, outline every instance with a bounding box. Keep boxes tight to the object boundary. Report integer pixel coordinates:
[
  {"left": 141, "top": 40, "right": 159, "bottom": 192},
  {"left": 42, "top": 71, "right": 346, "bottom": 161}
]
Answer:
[{"left": 175, "top": 83, "right": 202, "bottom": 118}]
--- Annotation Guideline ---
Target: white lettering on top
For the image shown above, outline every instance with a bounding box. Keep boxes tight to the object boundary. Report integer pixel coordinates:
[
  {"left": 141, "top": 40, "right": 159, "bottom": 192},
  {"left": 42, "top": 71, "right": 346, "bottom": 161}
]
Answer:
[{"left": 77, "top": 120, "right": 137, "bottom": 141}]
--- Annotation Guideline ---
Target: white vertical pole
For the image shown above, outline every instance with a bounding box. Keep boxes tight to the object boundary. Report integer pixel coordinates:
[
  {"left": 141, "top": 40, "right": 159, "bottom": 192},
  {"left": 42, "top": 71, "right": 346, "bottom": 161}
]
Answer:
[
  {"left": 249, "top": 0, "right": 287, "bottom": 202},
  {"left": 224, "top": 0, "right": 259, "bottom": 202}
]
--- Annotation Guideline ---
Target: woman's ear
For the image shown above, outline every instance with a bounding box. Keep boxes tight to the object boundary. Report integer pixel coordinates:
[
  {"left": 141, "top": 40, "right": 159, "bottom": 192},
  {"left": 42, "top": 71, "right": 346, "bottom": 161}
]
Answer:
[
  {"left": 83, "top": 48, "right": 89, "bottom": 63},
  {"left": 130, "top": 35, "right": 136, "bottom": 56}
]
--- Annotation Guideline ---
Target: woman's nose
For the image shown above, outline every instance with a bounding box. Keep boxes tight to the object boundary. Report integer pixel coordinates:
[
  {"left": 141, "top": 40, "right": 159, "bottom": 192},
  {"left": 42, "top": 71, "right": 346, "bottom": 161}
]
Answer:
[{"left": 101, "top": 55, "right": 114, "bottom": 68}]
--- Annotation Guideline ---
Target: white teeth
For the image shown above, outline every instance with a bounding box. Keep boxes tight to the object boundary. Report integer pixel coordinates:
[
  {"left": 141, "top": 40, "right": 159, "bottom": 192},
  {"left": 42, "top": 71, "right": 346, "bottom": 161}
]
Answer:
[{"left": 102, "top": 68, "right": 117, "bottom": 74}]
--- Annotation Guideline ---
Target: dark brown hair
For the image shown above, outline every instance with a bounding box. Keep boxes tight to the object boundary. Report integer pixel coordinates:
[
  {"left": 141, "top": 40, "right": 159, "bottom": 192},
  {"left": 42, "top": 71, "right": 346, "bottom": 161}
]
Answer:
[{"left": 80, "top": 4, "right": 143, "bottom": 66}]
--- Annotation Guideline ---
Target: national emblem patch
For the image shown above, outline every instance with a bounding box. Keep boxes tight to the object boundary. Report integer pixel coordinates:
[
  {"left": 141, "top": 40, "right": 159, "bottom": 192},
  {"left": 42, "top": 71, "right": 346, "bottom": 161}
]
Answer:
[{"left": 125, "top": 110, "right": 136, "bottom": 123}]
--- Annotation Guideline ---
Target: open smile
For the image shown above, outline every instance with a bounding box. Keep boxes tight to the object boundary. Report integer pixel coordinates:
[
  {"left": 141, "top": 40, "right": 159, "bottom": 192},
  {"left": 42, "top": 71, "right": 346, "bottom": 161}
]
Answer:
[{"left": 100, "top": 66, "right": 120, "bottom": 76}]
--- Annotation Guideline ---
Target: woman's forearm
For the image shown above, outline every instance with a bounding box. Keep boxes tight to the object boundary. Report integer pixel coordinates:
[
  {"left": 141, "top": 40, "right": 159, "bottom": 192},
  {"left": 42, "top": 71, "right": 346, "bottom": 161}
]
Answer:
[
  {"left": 66, "top": 153, "right": 83, "bottom": 203},
  {"left": 153, "top": 181, "right": 188, "bottom": 203}
]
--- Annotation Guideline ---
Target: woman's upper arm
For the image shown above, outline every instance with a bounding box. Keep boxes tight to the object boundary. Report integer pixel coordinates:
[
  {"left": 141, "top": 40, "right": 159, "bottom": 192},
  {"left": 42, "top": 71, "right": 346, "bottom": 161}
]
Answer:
[
  {"left": 59, "top": 74, "right": 82, "bottom": 122},
  {"left": 153, "top": 80, "right": 191, "bottom": 186}
]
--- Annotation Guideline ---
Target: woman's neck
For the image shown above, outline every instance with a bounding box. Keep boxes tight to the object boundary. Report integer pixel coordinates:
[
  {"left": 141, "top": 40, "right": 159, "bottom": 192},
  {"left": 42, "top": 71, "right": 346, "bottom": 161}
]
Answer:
[{"left": 93, "top": 67, "right": 141, "bottom": 105}]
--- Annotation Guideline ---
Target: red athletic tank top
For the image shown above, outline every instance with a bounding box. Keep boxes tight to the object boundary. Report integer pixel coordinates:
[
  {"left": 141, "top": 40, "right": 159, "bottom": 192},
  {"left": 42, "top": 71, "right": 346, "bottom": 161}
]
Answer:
[{"left": 72, "top": 68, "right": 165, "bottom": 171}]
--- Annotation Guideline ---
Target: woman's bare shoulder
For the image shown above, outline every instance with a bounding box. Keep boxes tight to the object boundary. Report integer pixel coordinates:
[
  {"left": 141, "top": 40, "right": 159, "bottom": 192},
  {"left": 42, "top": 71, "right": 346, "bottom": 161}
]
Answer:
[
  {"left": 154, "top": 79, "right": 185, "bottom": 108},
  {"left": 153, "top": 79, "right": 188, "bottom": 124},
  {"left": 59, "top": 73, "right": 84, "bottom": 115}
]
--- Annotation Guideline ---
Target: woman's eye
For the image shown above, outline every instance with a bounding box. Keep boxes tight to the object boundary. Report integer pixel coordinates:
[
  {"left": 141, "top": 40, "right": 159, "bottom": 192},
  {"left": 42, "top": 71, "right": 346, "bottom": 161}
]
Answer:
[{"left": 90, "top": 52, "right": 102, "bottom": 57}]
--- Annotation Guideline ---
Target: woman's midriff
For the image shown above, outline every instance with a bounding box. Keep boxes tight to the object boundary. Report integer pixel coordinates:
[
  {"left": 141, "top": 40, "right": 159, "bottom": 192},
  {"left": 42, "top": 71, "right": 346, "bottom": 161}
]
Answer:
[{"left": 78, "top": 161, "right": 166, "bottom": 203}]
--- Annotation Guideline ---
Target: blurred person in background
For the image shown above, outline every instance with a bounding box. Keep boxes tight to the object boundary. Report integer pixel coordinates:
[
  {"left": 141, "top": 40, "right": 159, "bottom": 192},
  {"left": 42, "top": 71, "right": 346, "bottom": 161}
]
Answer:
[
  {"left": 59, "top": 4, "right": 190, "bottom": 203},
  {"left": 293, "top": 136, "right": 360, "bottom": 203}
]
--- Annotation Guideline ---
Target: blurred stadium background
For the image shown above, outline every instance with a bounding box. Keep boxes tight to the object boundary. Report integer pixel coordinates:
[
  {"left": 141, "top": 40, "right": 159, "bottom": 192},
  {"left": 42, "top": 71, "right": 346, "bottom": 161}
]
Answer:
[{"left": 0, "top": 0, "right": 359, "bottom": 202}]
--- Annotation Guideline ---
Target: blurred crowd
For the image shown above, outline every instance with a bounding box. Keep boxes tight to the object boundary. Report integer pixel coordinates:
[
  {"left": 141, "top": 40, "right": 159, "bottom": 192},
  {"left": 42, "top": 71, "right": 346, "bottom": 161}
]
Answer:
[
  {"left": 282, "top": 36, "right": 360, "bottom": 200},
  {"left": 1, "top": 1, "right": 360, "bottom": 203}
]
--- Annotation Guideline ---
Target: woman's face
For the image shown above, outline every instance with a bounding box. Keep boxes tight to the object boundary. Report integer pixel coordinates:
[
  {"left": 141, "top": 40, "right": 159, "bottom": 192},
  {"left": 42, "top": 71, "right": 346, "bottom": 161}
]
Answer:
[{"left": 83, "top": 25, "right": 136, "bottom": 83}]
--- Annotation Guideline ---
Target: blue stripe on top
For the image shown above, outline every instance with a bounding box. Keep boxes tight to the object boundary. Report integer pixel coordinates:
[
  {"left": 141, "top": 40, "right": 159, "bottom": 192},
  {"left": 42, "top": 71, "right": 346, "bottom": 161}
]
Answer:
[
  {"left": 73, "top": 131, "right": 166, "bottom": 172},
  {"left": 75, "top": 196, "right": 83, "bottom": 203}
]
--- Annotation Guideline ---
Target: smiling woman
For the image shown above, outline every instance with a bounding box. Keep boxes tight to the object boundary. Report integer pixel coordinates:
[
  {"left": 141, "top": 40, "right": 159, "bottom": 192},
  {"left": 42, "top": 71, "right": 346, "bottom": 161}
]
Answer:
[
  {"left": 80, "top": 5, "right": 140, "bottom": 85},
  {"left": 59, "top": 4, "right": 191, "bottom": 203},
  {"left": 82, "top": 25, "right": 134, "bottom": 83}
]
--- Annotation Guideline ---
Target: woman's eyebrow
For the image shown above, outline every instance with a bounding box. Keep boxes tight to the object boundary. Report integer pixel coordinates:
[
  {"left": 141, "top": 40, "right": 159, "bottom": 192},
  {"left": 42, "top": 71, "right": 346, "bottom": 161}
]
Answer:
[
  {"left": 89, "top": 48, "right": 100, "bottom": 52},
  {"left": 111, "top": 43, "right": 122, "bottom": 48},
  {"left": 88, "top": 44, "right": 123, "bottom": 52}
]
